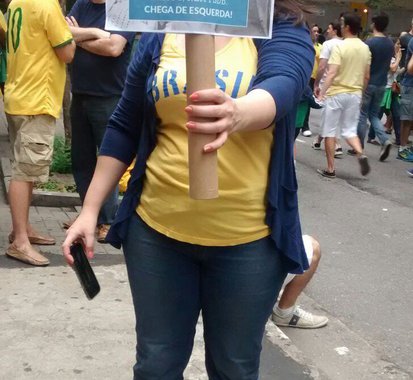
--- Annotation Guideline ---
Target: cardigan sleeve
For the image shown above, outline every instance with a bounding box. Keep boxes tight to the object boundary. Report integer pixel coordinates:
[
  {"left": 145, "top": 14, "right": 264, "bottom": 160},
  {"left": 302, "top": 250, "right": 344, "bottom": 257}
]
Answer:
[
  {"left": 99, "top": 33, "right": 155, "bottom": 165},
  {"left": 251, "top": 19, "right": 314, "bottom": 122}
]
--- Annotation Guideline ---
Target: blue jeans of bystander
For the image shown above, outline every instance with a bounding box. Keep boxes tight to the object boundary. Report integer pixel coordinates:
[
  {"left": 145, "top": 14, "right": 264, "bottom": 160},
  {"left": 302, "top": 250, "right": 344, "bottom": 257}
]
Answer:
[
  {"left": 357, "top": 84, "right": 389, "bottom": 148},
  {"left": 71, "top": 94, "right": 120, "bottom": 225},
  {"left": 369, "top": 92, "right": 401, "bottom": 145},
  {"left": 123, "top": 213, "right": 288, "bottom": 380}
]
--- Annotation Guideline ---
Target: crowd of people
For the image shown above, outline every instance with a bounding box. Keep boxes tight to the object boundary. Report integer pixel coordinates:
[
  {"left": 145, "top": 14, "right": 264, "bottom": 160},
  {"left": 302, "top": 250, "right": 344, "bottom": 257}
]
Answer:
[
  {"left": 299, "top": 14, "right": 413, "bottom": 179},
  {"left": 1, "top": 0, "right": 412, "bottom": 379}
]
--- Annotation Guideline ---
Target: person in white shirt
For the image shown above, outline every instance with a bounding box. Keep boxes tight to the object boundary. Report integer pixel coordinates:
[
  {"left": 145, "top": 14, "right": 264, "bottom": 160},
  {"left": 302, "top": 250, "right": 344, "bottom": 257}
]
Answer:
[{"left": 312, "top": 20, "right": 344, "bottom": 156}]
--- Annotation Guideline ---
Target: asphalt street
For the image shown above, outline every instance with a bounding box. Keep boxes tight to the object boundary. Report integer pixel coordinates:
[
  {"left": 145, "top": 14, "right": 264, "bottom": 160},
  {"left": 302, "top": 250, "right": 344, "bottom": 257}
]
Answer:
[{"left": 285, "top": 109, "right": 413, "bottom": 379}]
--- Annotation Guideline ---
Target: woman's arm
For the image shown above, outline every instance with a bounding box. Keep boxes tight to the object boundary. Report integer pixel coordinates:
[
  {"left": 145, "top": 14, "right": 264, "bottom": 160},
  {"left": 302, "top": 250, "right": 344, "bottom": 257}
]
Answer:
[
  {"left": 185, "top": 19, "right": 314, "bottom": 152},
  {"left": 62, "top": 34, "right": 156, "bottom": 263},
  {"left": 98, "top": 33, "right": 156, "bottom": 163},
  {"left": 251, "top": 19, "right": 314, "bottom": 122},
  {"left": 62, "top": 157, "right": 127, "bottom": 264},
  {"left": 390, "top": 53, "right": 401, "bottom": 73},
  {"left": 185, "top": 89, "right": 276, "bottom": 152}
]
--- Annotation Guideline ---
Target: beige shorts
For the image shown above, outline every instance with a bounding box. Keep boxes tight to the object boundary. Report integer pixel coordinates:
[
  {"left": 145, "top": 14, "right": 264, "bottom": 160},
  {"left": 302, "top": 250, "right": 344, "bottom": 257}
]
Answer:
[{"left": 7, "top": 114, "right": 56, "bottom": 183}]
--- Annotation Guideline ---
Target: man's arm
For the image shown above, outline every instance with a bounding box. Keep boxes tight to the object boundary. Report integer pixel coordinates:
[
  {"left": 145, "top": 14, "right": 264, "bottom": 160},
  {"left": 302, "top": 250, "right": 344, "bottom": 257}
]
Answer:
[
  {"left": 0, "top": 28, "right": 5, "bottom": 49},
  {"left": 77, "top": 34, "right": 128, "bottom": 58},
  {"left": 0, "top": 12, "right": 6, "bottom": 48},
  {"left": 319, "top": 64, "right": 339, "bottom": 99},
  {"left": 407, "top": 56, "right": 413, "bottom": 75},
  {"left": 54, "top": 40, "right": 76, "bottom": 64},
  {"left": 69, "top": 26, "right": 110, "bottom": 43},
  {"left": 363, "top": 64, "right": 371, "bottom": 91},
  {"left": 66, "top": 16, "right": 110, "bottom": 43},
  {"left": 313, "top": 58, "right": 328, "bottom": 96}
]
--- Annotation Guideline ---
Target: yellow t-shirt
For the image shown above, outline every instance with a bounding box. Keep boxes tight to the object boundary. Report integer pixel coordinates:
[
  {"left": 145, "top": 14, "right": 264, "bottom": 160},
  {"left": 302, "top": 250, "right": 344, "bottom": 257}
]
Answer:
[
  {"left": 137, "top": 34, "right": 274, "bottom": 246},
  {"left": 327, "top": 38, "right": 372, "bottom": 96},
  {"left": 5, "top": 0, "right": 73, "bottom": 118},
  {"left": 311, "top": 42, "right": 322, "bottom": 79}
]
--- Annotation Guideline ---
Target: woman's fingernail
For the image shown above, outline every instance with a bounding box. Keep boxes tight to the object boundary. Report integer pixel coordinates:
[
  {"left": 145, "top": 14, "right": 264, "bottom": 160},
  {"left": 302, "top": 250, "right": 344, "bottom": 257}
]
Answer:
[
  {"left": 190, "top": 93, "right": 199, "bottom": 101},
  {"left": 204, "top": 146, "right": 213, "bottom": 152},
  {"left": 187, "top": 122, "right": 196, "bottom": 128},
  {"left": 185, "top": 106, "right": 193, "bottom": 113}
]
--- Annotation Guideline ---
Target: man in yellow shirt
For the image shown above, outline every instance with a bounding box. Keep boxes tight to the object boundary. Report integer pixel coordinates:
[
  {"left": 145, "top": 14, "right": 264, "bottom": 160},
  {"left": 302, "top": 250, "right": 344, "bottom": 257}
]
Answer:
[
  {"left": 317, "top": 13, "right": 371, "bottom": 179},
  {"left": 5, "top": 0, "right": 75, "bottom": 266}
]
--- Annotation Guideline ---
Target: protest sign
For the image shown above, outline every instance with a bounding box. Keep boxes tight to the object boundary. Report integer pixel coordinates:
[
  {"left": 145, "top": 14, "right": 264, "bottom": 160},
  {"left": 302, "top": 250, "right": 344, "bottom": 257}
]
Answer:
[{"left": 106, "top": 0, "right": 274, "bottom": 39}]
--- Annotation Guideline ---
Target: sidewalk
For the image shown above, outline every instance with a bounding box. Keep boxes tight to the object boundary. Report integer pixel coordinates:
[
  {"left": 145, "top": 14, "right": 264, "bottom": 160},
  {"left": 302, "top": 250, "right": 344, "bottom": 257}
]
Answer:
[{"left": 0, "top": 121, "right": 315, "bottom": 379}]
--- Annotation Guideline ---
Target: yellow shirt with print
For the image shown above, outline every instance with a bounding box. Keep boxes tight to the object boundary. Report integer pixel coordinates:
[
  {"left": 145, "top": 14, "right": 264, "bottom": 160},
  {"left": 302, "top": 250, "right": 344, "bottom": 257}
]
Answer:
[
  {"left": 327, "top": 38, "right": 371, "bottom": 97},
  {"left": 5, "top": 0, "right": 73, "bottom": 119},
  {"left": 137, "top": 34, "right": 274, "bottom": 246}
]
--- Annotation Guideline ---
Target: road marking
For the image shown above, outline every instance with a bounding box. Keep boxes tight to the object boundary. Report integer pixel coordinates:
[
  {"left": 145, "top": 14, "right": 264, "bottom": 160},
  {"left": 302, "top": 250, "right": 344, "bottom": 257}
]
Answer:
[
  {"left": 296, "top": 138, "right": 306, "bottom": 144},
  {"left": 334, "top": 346, "right": 350, "bottom": 356}
]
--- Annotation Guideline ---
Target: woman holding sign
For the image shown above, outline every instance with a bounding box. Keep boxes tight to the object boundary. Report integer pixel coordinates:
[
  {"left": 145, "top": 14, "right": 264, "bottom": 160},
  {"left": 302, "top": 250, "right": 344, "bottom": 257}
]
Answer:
[{"left": 63, "top": 0, "right": 314, "bottom": 378}]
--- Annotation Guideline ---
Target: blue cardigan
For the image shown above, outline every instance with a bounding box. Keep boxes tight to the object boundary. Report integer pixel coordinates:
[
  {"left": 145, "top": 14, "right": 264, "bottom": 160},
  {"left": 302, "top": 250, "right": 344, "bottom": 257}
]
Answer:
[{"left": 99, "top": 18, "right": 314, "bottom": 274}]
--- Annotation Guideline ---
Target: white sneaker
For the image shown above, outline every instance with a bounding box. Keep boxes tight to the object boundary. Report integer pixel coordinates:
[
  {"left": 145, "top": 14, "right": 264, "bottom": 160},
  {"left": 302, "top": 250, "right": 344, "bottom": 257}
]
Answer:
[
  {"left": 302, "top": 130, "right": 312, "bottom": 137},
  {"left": 272, "top": 306, "right": 328, "bottom": 329}
]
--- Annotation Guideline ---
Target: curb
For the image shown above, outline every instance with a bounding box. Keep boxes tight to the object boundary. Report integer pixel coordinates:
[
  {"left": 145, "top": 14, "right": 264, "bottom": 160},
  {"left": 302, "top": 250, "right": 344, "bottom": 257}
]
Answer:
[
  {"left": 1, "top": 157, "right": 82, "bottom": 208},
  {"left": 266, "top": 317, "right": 321, "bottom": 379}
]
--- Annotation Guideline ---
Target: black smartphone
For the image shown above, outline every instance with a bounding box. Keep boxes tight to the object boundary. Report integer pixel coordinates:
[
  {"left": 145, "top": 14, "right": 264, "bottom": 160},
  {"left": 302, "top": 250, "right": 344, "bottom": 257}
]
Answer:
[{"left": 70, "top": 243, "right": 100, "bottom": 300}]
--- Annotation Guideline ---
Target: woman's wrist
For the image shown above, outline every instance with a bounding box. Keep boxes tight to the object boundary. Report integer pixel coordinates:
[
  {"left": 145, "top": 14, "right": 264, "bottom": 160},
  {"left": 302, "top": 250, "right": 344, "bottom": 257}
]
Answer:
[{"left": 80, "top": 204, "right": 100, "bottom": 221}]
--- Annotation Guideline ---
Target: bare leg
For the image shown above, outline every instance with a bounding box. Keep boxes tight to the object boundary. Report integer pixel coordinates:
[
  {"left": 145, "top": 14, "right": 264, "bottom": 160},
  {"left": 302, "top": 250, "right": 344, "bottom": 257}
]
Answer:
[
  {"left": 9, "top": 179, "right": 32, "bottom": 244},
  {"left": 278, "top": 238, "right": 321, "bottom": 309},
  {"left": 400, "top": 121, "right": 413, "bottom": 146},
  {"left": 8, "top": 179, "right": 47, "bottom": 262},
  {"left": 325, "top": 137, "right": 336, "bottom": 172},
  {"left": 345, "top": 136, "right": 363, "bottom": 156},
  {"left": 335, "top": 138, "right": 342, "bottom": 150},
  {"left": 384, "top": 113, "right": 393, "bottom": 132}
]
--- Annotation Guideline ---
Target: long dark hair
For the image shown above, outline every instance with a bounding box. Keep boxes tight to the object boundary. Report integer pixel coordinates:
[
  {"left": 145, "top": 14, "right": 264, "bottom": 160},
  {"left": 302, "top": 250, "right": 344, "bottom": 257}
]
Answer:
[{"left": 274, "top": 0, "right": 315, "bottom": 24}]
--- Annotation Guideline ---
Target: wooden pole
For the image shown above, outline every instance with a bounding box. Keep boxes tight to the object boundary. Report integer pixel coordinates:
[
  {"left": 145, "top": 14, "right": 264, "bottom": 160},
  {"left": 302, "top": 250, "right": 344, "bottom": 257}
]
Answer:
[{"left": 185, "top": 34, "right": 218, "bottom": 200}]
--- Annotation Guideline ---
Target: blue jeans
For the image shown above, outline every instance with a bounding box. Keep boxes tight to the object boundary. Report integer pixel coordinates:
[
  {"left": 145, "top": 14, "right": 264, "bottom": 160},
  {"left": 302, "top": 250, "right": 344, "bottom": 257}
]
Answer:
[
  {"left": 123, "top": 214, "right": 287, "bottom": 380},
  {"left": 357, "top": 84, "right": 389, "bottom": 148},
  {"left": 71, "top": 94, "right": 120, "bottom": 225},
  {"left": 369, "top": 92, "right": 401, "bottom": 145}
]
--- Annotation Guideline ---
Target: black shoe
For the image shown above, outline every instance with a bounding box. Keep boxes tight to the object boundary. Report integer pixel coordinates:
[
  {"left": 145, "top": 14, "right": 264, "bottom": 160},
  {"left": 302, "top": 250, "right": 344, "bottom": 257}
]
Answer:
[
  {"left": 367, "top": 139, "right": 380, "bottom": 146},
  {"left": 347, "top": 149, "right": 357, "bottom": 156},
  {"left": 358, "top": 155, "right": 370, "bottom": 176},
  {"left": 312, "top": 141, "right": 321, "bottom": 150},
  {"left": 317, "top": 169, "right": 336, "bottom": 178},
  {"left": 334, "top": 147, "right": 343, "bottom": 158},
  {"left": 379, "top": 141, "right": 391, "bottom": 162}
]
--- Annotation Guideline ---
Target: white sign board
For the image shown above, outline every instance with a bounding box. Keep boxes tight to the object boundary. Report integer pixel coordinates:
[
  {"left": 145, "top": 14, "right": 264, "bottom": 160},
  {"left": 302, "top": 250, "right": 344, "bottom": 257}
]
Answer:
[{"left": 106, "top": 0, "right": 274, "bottom": 39}]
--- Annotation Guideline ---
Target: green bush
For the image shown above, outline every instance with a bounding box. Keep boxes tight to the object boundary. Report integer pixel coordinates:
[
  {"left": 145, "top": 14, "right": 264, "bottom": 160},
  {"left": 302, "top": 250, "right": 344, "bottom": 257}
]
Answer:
[
  {"left": 51, "top": 136, "right": 72, "bottom": 174},
  {"left": 35, "top": 180, "right": 77, "bottom": 193}
]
